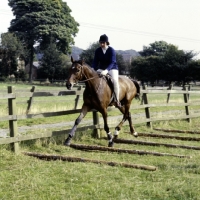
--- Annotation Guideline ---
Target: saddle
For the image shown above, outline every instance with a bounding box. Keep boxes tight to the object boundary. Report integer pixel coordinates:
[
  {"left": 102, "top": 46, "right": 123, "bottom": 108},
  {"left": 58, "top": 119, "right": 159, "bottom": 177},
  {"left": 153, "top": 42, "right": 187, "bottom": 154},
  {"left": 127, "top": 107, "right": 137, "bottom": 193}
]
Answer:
[{"left": 98, "top": 73, "right": 117, "bottom": 104}]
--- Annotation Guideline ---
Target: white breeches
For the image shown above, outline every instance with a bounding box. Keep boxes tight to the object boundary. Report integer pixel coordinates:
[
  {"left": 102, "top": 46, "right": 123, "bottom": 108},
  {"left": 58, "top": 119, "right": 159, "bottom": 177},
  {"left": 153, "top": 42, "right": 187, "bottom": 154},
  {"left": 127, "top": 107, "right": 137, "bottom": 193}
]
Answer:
[{"left": 108, "top": 69, "right": 120, "bottom": 101}]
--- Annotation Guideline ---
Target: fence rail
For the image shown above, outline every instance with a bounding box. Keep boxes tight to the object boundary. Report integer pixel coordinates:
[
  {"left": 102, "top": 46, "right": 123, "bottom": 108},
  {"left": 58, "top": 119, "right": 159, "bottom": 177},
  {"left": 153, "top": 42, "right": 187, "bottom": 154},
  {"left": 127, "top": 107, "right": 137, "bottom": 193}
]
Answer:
[{"left": 0, "top": 84, "right": 200, "bottom": 154}]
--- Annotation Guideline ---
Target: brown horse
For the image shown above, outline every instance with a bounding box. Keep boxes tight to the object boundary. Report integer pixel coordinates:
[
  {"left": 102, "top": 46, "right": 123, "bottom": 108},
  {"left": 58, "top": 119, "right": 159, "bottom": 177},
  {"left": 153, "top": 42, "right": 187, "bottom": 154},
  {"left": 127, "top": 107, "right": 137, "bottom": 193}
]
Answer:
[{"left": 64, "top": 57, "right": 140, "bottom": 147}]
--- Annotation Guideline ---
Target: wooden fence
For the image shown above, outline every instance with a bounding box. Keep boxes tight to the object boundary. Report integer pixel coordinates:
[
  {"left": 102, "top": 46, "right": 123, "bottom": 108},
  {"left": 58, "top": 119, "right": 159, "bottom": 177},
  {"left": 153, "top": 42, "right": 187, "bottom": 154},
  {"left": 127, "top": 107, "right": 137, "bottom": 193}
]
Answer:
[{"left": 0, "top": 84, "right": 200, "bottom": 154}]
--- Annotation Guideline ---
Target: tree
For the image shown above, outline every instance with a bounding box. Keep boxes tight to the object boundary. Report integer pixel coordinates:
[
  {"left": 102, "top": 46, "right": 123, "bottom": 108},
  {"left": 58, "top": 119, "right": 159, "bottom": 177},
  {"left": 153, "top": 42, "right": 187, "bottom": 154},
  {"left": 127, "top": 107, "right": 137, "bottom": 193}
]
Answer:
[
  {"left": 59, "top": 54, "right": 72, "bottom": 80},
  {"left": 162, "top": 45, "right": 196, "bottom": 83},
  {"left": 37, "top": 39, "right": 72, "bottom": 81},
  {"left": 187, "top": 60, "right": 200, "bottom": 81},
  {"left": 37, "top": 41, "right": 62, "bottom": 80},
  {"left": 131, "top": 40, "right": 197, "bottom": 84},
  {"left": 8, "top": 0, "right": 79, "bottom": 82},
  {"left": 131, "top": 56, "right": 162, "bottom": 84},
  {"left": 116, "top": 53, "right": 126, "bottom": 75},
  {"left": 139, "top": 41, "right": 170, "bottom": 57},
  {"left": 79, "top": 42, "right": 99, "bottom": 65},
  {"left": 0, "top": 32, "right": 25, "bottom": 78}
]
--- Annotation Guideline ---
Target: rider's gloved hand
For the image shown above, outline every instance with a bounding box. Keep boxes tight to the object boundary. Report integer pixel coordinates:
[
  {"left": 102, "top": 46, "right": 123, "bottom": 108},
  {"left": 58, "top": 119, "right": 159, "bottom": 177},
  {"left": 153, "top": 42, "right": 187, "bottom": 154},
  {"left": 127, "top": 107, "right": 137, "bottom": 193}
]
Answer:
[
  {"left": 101, "top": 69, "right": 108, "bottom": 76},
  {"left": 97, "top": 69, "right": 102, "bottom": 73}
]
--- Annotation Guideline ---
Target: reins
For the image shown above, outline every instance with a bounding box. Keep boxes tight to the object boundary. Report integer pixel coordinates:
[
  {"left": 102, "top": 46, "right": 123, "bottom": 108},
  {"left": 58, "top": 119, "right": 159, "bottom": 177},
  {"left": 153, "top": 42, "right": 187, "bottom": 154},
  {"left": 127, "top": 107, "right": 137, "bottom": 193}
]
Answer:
[
  {"left": 78, "top": 64, "right": 100, "bottom": 82},
  {"left": 78, "top": 76, "right": 99, "bottom": 82},
  {"left": 78, "top": 65, "right": 103, "bottom": 93}
]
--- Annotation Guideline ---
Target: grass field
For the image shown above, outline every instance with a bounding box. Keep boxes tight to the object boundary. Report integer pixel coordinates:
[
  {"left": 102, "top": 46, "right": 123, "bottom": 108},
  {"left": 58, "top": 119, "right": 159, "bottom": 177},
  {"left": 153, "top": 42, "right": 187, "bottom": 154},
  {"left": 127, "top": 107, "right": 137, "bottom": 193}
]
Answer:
[{"left": 1, "top": 83, "right": 200, "bottom": 199}]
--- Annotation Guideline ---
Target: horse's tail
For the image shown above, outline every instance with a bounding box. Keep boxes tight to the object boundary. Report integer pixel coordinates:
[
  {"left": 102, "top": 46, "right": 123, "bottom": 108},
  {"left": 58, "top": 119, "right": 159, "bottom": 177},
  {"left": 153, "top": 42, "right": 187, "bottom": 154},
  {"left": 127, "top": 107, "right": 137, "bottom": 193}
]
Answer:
[{"left": 130, "top": 78, "right": 140, "bottom": 100}]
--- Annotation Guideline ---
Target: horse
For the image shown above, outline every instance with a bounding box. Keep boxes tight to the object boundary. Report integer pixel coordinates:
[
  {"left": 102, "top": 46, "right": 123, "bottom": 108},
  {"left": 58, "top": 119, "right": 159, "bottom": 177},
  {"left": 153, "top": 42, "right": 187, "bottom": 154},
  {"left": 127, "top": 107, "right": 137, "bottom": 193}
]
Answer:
[{"left": 64, "top": 57, "right": 140, "bottom": 147}]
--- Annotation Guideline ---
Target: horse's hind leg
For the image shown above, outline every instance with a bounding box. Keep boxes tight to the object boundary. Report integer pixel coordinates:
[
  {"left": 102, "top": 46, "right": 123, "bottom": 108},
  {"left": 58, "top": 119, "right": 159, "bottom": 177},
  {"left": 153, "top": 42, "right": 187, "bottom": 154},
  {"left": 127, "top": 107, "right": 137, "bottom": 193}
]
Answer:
[
  {"left": 127, "top": 111, "right": 138, "bottom": 137},
  {"left": 112, "top": 105, "right": 126, "bottom": 139},
  {"left": 113, "top": 106, "right": 127, "bottom": 139},
  {"left": 64, "top": 104, "right": 89, "bottom": 146},
  {"left": 114, "top": 103, "right": 137, "bottom": 139},
  {"left": 101, "top": 109, "right": 114, "bottom": 147}
]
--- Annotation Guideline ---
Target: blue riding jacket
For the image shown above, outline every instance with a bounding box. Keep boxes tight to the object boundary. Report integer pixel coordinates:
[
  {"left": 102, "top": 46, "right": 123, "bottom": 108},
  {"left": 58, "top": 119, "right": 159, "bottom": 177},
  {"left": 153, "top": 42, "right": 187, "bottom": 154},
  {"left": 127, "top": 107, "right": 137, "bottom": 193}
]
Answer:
[{"left": 92, "top": 46, "right": 118, "bottom": 71}]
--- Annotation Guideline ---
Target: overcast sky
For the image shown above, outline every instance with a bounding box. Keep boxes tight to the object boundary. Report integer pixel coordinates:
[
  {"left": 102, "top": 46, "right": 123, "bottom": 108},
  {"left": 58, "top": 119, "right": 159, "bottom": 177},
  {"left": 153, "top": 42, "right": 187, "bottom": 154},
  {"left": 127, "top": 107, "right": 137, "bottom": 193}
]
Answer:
[{"left": 1, "top": 0, "right": 200, "bottom": 58}]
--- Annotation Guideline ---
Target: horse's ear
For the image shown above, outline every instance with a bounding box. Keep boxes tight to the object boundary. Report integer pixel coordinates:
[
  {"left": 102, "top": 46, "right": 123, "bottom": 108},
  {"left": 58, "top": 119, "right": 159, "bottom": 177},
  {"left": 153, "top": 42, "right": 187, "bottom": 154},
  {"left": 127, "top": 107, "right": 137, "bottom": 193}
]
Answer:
[
  {"left": 81, "top": 59, "right": 85, "bottom": 65},
  {"left": 71, "top": 56, "right": 74, "bottom": 63}
]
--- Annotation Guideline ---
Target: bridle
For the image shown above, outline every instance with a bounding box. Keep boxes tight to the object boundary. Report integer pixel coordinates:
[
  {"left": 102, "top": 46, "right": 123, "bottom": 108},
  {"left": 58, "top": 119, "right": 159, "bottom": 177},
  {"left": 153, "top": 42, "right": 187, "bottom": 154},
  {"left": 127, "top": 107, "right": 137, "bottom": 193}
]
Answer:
[
  {"left": 70, "top": 63, "right": 103, "bottom": 93},
  {"left": 78, "top": 65, "right": 99, "bottom": 82}
]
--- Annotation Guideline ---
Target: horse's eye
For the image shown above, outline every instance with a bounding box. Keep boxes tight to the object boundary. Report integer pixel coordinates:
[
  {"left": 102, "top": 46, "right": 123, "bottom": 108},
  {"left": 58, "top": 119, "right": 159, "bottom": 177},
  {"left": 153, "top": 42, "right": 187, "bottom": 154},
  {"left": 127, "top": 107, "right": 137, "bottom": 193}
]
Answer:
[{"left": 75, "top": 68, "right": 80, "bottom": 73}]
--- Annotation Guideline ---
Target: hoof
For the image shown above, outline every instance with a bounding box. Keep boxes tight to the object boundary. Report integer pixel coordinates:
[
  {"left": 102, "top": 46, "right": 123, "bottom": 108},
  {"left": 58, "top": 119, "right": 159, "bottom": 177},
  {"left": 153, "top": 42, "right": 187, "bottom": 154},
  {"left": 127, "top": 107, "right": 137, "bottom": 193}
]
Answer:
[
  {"left": 108, "top": 141, "right": 114, "bottom": 147},
  {"left": 64, "top": 137, "right": 71, "bottom": 146},
  {"left": 113, "top": 135, "right": 118, "bottom": 140},
  {"left": 113, "top": 129, "right": 119, "bottom": 140},
  {"left": 133, "top": 132, "right": 138, "bottom": 137}
]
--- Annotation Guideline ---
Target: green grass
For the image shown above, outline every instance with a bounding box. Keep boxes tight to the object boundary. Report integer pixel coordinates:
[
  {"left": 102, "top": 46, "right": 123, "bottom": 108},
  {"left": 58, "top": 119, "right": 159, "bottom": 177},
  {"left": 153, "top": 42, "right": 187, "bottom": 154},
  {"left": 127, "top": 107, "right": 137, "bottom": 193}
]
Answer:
[
  {"left": 1, "top": 119, "right": 200, "bottom": 199},
  {"left": 1, "top": 84, "right": 200, "bottom": 199}
]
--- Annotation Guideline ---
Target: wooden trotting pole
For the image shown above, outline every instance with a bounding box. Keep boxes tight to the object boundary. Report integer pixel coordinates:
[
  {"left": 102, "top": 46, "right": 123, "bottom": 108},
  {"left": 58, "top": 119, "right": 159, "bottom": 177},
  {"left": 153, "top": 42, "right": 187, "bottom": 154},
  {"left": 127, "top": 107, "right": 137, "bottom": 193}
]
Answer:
[
  {"left": 23, "top": 152, "right": 157, "bottom": 171},
  {"left": 69, "top": 143, "right": 191, "bottom": 158}
]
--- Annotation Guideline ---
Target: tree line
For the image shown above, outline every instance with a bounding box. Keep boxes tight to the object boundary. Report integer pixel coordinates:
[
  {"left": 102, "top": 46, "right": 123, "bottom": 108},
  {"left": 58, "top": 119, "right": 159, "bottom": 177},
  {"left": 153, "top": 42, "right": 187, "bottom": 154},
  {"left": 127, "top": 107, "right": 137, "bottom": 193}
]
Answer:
[
  {"left": 0, "top": 0, "right": 199, "bottom": 84},
  {"left": 0, "top": 0, "right": 78, "bottom": 82},
  {"left": 131, "top": 41, "right": 200, "bottom": 85}
]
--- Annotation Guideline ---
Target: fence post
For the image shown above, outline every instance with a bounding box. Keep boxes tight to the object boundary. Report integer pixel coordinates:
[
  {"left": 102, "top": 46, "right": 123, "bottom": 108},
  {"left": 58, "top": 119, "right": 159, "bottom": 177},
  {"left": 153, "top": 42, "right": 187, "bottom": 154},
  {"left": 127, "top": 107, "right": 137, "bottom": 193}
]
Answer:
[
  {"left": 92, "top": 111, "right": 101, "bottom": 138},
  {"left": 167, "top": 84, "right": 173, "bottom": 103},
  {"left": 143, "top": 85, "right": 152, "bottom": 128},
  {"left": 140, "top": 93, "right": 144, "bottom": 105},
  {"left": 26, "top": 85, "right": 35, "bottom": 114},
  {"left": 8, "top": 86, "right": 19, "bottom": 154},
  {"left": 183, "top": 86, "right": 191, "bottom": 123},
  {"left": 74, "top": 86, "right": 82, "bottom": 109},
  {"left": 140, "top": 83, "right": 145, "bottom": 105},
  {"left": 188, "top": 85, "right": 191, "bottom": 100}
]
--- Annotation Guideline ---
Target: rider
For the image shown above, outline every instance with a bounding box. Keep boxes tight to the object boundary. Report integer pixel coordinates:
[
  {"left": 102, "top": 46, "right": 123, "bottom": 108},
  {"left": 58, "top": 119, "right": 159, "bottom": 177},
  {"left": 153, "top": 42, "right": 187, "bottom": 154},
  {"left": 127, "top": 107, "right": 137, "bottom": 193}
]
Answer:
[{"left": 92, "top": 34, "right": 121, "bottom": 108}]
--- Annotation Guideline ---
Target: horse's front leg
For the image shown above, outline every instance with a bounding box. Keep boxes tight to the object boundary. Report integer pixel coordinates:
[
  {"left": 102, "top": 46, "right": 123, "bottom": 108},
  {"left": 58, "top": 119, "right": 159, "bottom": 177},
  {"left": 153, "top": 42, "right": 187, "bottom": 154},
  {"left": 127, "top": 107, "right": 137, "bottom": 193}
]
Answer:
[
  {"left": 101, "top": 109, "right": 114, "bottom": 147},
  {"left": 64, "top": 104, "right": 90, "bottom": 146}
]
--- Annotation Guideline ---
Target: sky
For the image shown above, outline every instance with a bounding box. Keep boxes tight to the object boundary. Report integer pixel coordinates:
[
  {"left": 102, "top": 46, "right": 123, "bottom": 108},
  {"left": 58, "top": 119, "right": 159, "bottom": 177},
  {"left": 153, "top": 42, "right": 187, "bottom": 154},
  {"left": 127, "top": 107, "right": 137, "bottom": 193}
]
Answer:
[{"left": 1, "top": 0, "right": 200, "bottom": 59}]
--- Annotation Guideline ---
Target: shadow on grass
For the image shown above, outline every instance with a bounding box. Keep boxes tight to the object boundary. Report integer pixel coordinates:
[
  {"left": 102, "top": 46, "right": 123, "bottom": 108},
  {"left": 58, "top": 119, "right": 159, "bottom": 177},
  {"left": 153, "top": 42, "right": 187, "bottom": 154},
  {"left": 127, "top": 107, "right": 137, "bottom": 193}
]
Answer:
[{"left": 20, "top": 129, "right": 96, "bottom": 151}]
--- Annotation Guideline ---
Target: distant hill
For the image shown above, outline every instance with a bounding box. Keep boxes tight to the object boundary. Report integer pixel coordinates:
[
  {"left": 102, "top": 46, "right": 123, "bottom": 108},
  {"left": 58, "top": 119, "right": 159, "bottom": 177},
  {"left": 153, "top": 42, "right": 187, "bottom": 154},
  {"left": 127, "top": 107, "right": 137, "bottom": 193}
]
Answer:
[
  {"left": 71, "top": 46, "right": 140, "bottom": 62},
  {"left": 116, "top": 49, "right": 140, "bottom": 62},
  {"left": 71, "top": 46, "right": 83, "bottom": 60}
]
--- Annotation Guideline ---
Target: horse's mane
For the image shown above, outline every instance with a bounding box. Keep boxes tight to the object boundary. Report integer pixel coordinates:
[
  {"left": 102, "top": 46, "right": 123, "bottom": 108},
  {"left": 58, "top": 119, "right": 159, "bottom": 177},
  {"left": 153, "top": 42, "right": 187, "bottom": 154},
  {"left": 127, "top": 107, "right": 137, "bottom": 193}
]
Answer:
[{"left": 74, "top": 59, "right": 97, "bottom": 73}]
